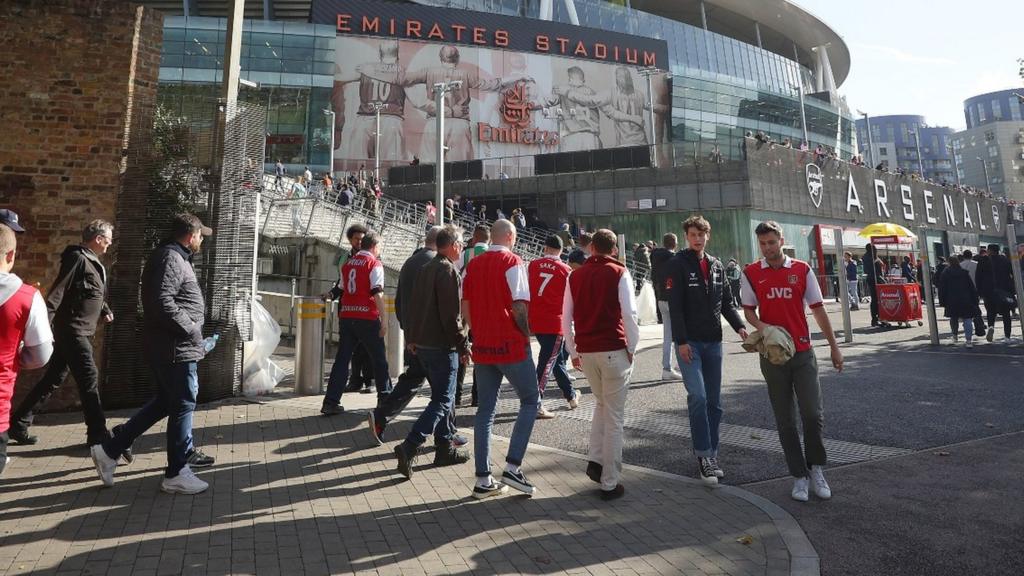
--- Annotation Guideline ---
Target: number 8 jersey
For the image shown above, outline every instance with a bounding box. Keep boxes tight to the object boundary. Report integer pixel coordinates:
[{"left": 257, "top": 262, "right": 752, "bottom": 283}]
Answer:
[
  {"left": 527, "top": 255, "right": 571, "bottom": 335},
  {"left": 340, "top": 250, "right": 384, "bottom": 320}
]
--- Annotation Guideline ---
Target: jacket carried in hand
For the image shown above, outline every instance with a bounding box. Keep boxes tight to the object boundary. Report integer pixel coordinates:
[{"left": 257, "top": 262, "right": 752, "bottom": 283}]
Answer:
[
  {"left": 141, "top": 241, "right": 206, "bottom": 364},
  {"left": 46, "top": 245, "right": 111, "bottom": 336},
  {"left": 665, "top": 249, "right": 745, "bottom": 345}
]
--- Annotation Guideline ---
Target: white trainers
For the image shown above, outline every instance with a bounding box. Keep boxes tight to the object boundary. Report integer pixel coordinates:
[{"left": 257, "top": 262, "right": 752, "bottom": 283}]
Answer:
[
  {"left": 90, "top": 444, "right": 117, "bottom": 487},
  {"left": 791, "top": 477, "right": 810, "bottom": 502},
  {"left": 662, "top": 369, "right": 682, "bottom": 381},
  {"left": 567, "top": 389, "right": 580, "bottom": 410},
  {"left": 1003, "top": 337, "right": 1013, "bottom": 345},
  {"left": 160, "top": 465, "right": 209, "bottom": 495},
  {"left": 966, "top": 340, "right": 974, "bottom": 349},
  {"left": 809, "top": 466, "right": 832, "bottom": 499},
  {"left": 536, "top": 406, "right": 556, "bottom": 420}
]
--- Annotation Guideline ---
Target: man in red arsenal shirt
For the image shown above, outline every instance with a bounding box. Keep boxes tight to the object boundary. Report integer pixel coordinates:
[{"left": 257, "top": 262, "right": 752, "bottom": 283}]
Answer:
[
  {"left": 528, "top": 235, "right": 579, "bottom": 419},
  {"left": 0, "top": 213, "right": 53, "bottom": 477},
  {"left": 322, "top": 231, "right": 392, "bottom": 414},
  {"left": 561, "top": 229, "right": 640, "bottom": 501},
  {"left": 740, "top": 221, "right": 843, "bottom": 503},
  {"left": 462, "top": 219, "right": 538, "bottom": 499}
]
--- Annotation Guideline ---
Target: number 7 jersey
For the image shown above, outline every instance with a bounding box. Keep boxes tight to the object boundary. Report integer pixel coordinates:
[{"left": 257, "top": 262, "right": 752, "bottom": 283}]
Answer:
[{"left": 528, "top": 255, "right": 571, "bottom": 335}]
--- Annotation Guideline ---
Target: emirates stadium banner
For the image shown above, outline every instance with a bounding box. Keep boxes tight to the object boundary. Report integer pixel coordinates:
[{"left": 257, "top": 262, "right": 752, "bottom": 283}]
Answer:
[{"left": 311, "top": 0, "right": 671, "bottom": 172}]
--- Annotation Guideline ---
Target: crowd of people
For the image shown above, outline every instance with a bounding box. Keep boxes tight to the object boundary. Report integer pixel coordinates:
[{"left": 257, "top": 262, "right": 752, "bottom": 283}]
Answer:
[{"left": 1, "top": 209, "right": 846, "bottom": 504}]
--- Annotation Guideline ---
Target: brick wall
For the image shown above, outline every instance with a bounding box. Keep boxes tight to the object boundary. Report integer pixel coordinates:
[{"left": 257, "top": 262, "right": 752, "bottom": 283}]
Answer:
[{"left": 0, "top": 0, "right": 163, "bottom": 418}]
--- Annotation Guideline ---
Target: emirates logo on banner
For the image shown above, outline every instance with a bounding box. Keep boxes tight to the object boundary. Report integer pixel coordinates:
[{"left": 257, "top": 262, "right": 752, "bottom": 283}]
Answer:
[{"left": 500, "top": 81, "right": 533, "bottom": 128}]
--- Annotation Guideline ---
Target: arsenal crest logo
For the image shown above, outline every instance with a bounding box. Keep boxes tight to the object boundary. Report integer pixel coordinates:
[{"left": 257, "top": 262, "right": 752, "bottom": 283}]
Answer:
[
  {"left": 787, "top": 274, "right": 798, "bottom": 285},
  {"left": 880, "top": 292, "right": 902, "bottom": 316},
  {"left": 805, "top": 163, "right": 823, "bottom": 208}
]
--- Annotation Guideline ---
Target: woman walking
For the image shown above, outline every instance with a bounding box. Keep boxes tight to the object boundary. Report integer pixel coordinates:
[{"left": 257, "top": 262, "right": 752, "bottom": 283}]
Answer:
[{"left": 938, "top": 257, "right": 981, "bottom": 348}]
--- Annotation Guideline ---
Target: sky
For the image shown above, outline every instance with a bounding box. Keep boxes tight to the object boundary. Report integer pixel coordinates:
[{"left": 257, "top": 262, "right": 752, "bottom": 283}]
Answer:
[{"left": 794, "top": 0, "right": 1022, "bottom": 130}]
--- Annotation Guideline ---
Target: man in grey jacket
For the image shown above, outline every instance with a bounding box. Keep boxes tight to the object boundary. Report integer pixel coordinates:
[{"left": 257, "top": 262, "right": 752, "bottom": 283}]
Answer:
[
  {"left": 90, "top": 214, "right": 215, "bottom": 495},
  {"left": 9, "top": 220, "right": 115, "bottom": 447}
]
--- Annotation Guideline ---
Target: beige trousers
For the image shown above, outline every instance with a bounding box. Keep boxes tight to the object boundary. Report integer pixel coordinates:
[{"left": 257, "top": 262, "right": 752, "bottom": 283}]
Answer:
[{"left": 580, "top": 349, "right": 632, "bottom": 491}]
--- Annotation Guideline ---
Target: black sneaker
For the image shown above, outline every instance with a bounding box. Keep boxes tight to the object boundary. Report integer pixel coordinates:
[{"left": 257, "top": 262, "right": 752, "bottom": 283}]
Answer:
[
  {"left": 344, "top": 381, "right": 363, "bottom": 393},
  {"left": 112, "top": 425, "right": 134, "bottom": 465},
  {"left": 709, "top": 457, "right": 725, "bottom": 479},
  {"left": 697, "top": 457, "right": 718, "bottom": 486},
  {"left": 367, "top": 412, "right": 384, "bottom": 446},
  {"left": 472, "top": 482, "right": 508, "bottom": 499},
  {"left": 8, "top": 427, "right": 38, "bottom": 445},
  {"left": 586, "top": 461, "right": 603, "bottom": 483},
  {"left": 320, "top": 404, "right": 344, "bottom": 416},
  {"left": 186, "top": 449, "right": 215, "bottom": 468},
  {"left": 600, "top": 484, "right": 625, "bottom": 501},
  {"left": 433, "top": 446, "right": 471, "bottom": 467},
  {"left": 394, "top": 443, "right": 417, "bottom": 479},
  {"left": 501, "top": 469, "right": 536, "bottom": 495}
]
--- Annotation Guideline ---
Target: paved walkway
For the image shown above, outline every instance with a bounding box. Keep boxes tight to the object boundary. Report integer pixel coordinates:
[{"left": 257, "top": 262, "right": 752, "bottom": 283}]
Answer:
[{"left": 1, "top": 387, "right": 816, "bottom": 576}]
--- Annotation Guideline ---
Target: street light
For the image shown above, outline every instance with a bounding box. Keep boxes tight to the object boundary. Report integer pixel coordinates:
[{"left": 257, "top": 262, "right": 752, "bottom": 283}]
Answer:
[
  {"left": 322, "top": 108, "right": 335, "bottom": 177},
  {"left": 947, "top": 142, "right": 961, "bottom": 186},
  {"left": 856, "top": 109, "right": 875, "bottom": 169},
  {"left": 795, "top": 82, "right": 809, "bottom": 148},
  {"left": 976, "top": 156, "right": 992, "bottom": 194},
  {"left": 911, "top": 129, "right": 925, "bottom": 179},
  {"left": 370, "top": 101, "right": 384, "bottom": 185},
  {"left": 639, "top": 67, "right": 671, "bottom": 166},
  {"left": 433, "top": 80, "right": 463, "bottom": 225}
]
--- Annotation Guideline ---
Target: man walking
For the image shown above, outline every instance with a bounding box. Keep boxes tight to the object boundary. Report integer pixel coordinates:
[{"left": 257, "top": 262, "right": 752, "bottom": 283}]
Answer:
[
  {"left": 9, "top": 220, "right": 115, "bottom": 447},
  {"left": 959, "top": 250, "right": 987, "bottom": 337},
  {"left": 741, "top": 221, "right": 843, "bottom": 502},
  {"left": 391, "top": 225, "right": 472, "bottom": 478},
  {"left": 455, "top": 224, "right": 489, "bottom": 407},
  {"left": 977, "top": 244, "right": 1016, "bottom": 343},
  {"left": 90, "top": 214, "right": 216, "bottom": 494},
  {"left": 666, "top": 216, "right": 747, "bottom": 485},
  {"left": 462, "top": 219, "right": 538, "bottom": 498},
  {"left": 649, "top": 233, "right": 680, "bottom": 380},
  {"left": 0, "top": 212, "right": 54, "bottom": 476},
  {"left": 321, "top": 231, "right": 391, "bottom": 414},
  {"left": 335, "top": 225, "right": 374, "bottom": 394},
  {"left": 369, "top": 227, "right": 464, "bottom": 447},
  {"left": 528, "top": 235, "right": 579, "bottom": 419},
  {"left": 843, "top": 252, "right": 859, "bottom": 311},
  {"left": 562, "top": 229, "right": 639, "bottom": 501}
]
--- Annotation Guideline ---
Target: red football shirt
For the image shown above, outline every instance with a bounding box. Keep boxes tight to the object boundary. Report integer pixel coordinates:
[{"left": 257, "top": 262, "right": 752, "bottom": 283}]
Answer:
[
  {"left": 740, "top": 257, "right": 823, "bottom": 353},
  {"left": 527, "top": 255, "right": 571, "bottom": 335},
  {"left": 462, "top": 246, "right": 530, "bottom": 364},
  {"left": 340, "top": 250, "right": 384, "bottom": 320}
]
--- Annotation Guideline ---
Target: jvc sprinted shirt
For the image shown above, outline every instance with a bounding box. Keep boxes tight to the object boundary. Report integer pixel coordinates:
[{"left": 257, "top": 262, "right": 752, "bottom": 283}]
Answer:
[
  {"left": 462, "top": 246, "right": 530, "bottom": 364},
  {"left": 740, "top": 257, "right": 823, "bottom": 353},
  {"left": 340, "top": 250, "right": 384, "bottom": 321}
]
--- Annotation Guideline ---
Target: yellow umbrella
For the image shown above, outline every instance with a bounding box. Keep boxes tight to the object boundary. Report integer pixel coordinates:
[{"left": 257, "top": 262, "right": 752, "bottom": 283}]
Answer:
[{"left": 857, "top": 222, "right": 917, "bottom": 239}]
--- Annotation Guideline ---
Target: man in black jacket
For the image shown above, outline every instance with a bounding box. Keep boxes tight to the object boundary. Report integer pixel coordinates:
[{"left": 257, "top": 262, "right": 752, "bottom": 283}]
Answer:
[
  {"left": 649, "top": 233, "right": 680, "bottom": 380},
  {"left": 392, "top": 225, "right": 472, "bottom": 478},
  {"left": 666, "top": 216, "right": 747, "bottom": 485},
  {"left": 976, "top": 244, "right": 1016, "bottom": 343},
  {"left": 90, "top": 214, "right": 214, "bottom": 495},
  {"left": 368, "top": 227, "right": 465, "bottom": 449},
  {"left": 9, "top": 220, "right": 115, "bottom": 446}
]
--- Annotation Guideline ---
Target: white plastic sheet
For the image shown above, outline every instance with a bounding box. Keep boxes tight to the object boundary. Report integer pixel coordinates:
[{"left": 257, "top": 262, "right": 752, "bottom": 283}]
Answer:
[
  {"left": 242, "top": 297, "right": 284, "bottom": 396},
  {"left": 636, "top": 281, "right": 659, "bottom": 326}
]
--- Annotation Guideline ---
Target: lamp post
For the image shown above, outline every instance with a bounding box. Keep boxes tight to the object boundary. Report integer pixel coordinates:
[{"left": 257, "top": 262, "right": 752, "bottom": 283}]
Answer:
[
  {"left": 912, "top": 129, "right": 925, "bottom": 179},
  {"left": 796, "top": 82, "right": 809, "bottom": 148},
  {"left": 433, "top": 80, "right": 462, "bottom": 226},
  {"left": 977, "top": 156, "right": 992, "bottom": 194},
  {"left": 857, "top": 109, "right": 875, "bottom": 168},
  {"left": 948, "top": 142, "right": 961, "bottom": 186},
  {"left": 370, "top": 101, "right": 384, "bottom": 184},
  {"left": 322, "top": 108, "right": 335, "bottom": 177}
]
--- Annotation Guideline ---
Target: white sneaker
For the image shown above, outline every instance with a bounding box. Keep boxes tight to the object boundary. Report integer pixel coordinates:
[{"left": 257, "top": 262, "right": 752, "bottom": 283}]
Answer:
[
  {"left": 966, "top": 340, "right": 974, "bottom": 349},
  {"left": 536, "top": 406, "right": 556, "bottom": 420},
  {"left": 809, "top": 465, "right": 832, "bottom": 499},
  {"left": 662, "top": 369, "right": 682, "bottom": 381},
  {"left": 567, "top": 389, "right": 580, "bottom": 410},
  {"left": 791, "top": 477, "right": 810, "bottom": 502},
  {"left": 90, "top": 444, "right": 117, "bottom": 487},
  {"left": 160, "top": 465, "right": 209, "bottom": 495},
  {"left": 1003, "top": 337, "right": 1013, "bottom": 345}
]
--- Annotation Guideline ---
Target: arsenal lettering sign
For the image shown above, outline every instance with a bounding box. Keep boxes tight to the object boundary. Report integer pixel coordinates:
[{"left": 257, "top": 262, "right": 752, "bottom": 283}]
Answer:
[{"left": 311, "top": 0, "right": 669, "bottom": 70}]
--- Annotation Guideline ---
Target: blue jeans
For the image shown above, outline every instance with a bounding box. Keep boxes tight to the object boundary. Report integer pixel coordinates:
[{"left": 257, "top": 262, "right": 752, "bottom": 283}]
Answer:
[
  {"left": 676, "top": 341, "right": 723, "bottom": 458},
  {"left": 324, "top": 318, "right": 392, "bottom": 406},
  {"left": 103, "top": 361, "right": 198, "bottom": 478},
  {"left": 404, "top": 347, "right": 458, "bottom": 447},
  {"left": 473, "top": 349, "right": 539, "bottom": 477},
  {"left": 535, "top": 334, "right": 575, "bottom": 401}
]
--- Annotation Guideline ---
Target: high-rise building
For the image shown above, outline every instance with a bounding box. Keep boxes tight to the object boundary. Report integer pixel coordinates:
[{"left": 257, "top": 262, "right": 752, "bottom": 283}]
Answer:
[
  {"left": 854, "top": 115, "right": 955, "bottom": 183},
  {"left": 952, "top": 89, "right": 1024, "bottom": 203}
]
